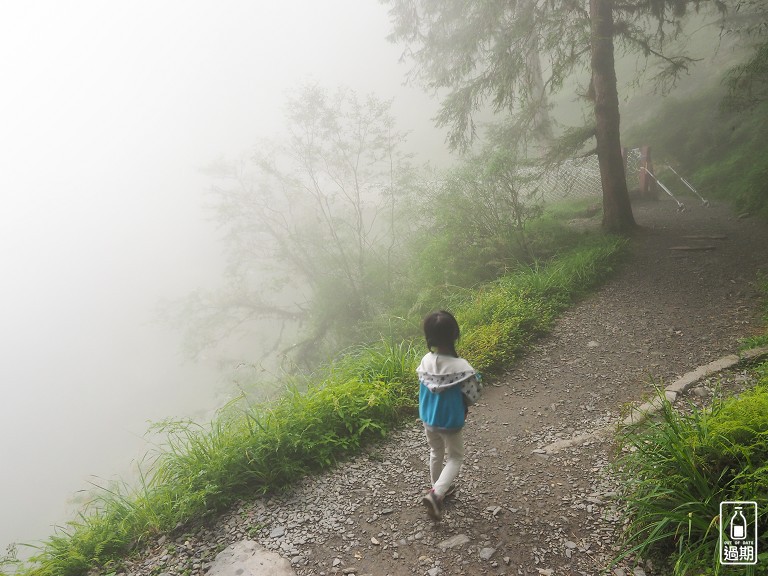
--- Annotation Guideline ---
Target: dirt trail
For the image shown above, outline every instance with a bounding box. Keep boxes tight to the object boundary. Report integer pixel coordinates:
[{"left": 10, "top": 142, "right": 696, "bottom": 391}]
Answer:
[{"left": 123, "top": 196, "right": 768, "bottom": 576}]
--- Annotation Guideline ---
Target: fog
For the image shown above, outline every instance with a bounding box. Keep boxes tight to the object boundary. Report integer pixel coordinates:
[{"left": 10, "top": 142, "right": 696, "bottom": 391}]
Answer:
[{"left": 0, "top": 1, "right": 447, "bottom": 552}]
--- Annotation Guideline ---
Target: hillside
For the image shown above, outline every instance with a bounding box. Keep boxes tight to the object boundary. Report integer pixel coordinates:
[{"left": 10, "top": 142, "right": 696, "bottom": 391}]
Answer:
[{"left": 114, "top": 195, "right": 768, "bottom": 575}]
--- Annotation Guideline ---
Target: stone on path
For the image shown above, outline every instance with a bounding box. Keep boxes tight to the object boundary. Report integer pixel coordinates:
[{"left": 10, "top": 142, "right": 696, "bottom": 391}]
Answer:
[
  {"left": 207, "top": 540, "right": 296, "bottom": 576},
  {"left": 437, "top": 534, "right": 471, "bottom": 550}
]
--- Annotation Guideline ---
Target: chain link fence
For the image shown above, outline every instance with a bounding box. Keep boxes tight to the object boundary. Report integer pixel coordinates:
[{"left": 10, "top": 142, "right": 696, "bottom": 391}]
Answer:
[{"left": 519, "top": 148, "right": 646, "bottom": 204}]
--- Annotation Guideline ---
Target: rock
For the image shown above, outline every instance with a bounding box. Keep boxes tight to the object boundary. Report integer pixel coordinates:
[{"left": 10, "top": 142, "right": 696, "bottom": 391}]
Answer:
[
  {"left": 479, "top": 547, "right": 496, "bottom": 561},
  {"left": 691, "top": 386, "right": 709, "bottom": 398},
  {"left": 437, "top": 534, "right": 471, "bottom": 550},
  {"left": 427, "top": 568, "right": 442, "bottom": 576},
  {"left": 270, "top": 526, "right": 286, "bottom": 538},
  {"left": 206, "top": 540, "right": 295, "bottom": 576}
]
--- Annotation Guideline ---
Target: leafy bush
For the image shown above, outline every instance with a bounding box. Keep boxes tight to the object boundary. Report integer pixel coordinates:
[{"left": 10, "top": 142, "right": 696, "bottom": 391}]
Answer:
[
  {"left": 405, "top": 149, "right": 545, "bottom": 290},
  {"left": 616, "top": 365, "right": 768, "bottom": 575}
]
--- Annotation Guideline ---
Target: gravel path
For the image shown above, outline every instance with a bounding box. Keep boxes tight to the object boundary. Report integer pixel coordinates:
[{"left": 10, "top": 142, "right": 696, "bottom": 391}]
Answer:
[{"left": 122, "top": 196, "right": 768, "bottom": 576}]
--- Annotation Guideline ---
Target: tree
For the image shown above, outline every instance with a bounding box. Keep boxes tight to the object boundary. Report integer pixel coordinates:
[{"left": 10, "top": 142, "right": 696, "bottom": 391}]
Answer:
[
  {"left": 591, "top": 0, "right": 636, "bottom": 232},
  {"left": 723, "top": 0, "right": 768, "bottom": 109},
  {"left": 381, "top": 0, "right": 720, "bottom": 233},
  {"left": 407, "top": 146, "right": 542, "bottom": 289},
  {"left": 182, "top": 85, "right": 414, "bottom": 366}
]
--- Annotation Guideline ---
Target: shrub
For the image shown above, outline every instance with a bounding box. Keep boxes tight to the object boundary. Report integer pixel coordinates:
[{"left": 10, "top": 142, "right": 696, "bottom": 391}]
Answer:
[{"left": 616, "top": 365, "right": 768, "bottom": 574}]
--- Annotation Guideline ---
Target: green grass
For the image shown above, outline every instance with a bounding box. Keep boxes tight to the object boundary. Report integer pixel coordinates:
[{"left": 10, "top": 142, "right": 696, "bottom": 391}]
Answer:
[
  {"left": 614, "top": 363, "right": 768, "bottom": 575},
  {"left": 741, "top": 274, "right": 768, "bottom": 351},
  {"left": 1, "top": 233, "right": 626, "bottom": 576},
  {"left": 457, "top": 238, "right": 623, "bottom": 372}
]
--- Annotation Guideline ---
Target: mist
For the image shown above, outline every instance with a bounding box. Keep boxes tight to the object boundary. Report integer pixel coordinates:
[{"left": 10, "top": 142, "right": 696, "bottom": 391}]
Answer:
[{"left": 0, "top": 1, "right": 447, "bottom": 553}]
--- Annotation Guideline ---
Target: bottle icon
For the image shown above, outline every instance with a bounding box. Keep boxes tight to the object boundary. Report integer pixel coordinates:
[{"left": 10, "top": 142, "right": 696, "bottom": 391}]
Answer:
[{"left": 730, "top": 506, "right": 747, "bottom": 540}]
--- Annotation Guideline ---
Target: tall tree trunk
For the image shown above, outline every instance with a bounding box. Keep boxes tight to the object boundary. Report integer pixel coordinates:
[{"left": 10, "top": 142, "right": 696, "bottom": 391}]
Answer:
[
  {"left": 526, "top": 39, "right": 553, "bottom": 144},
  {"left": 590, "top": 0, "right": 637, "bottom": 234}
]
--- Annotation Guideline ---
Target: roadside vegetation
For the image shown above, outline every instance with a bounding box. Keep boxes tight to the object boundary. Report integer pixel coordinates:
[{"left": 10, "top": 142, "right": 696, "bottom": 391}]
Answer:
[
  {"left": 615, "top": 358, "right": 768, "bottom": 575},
  {"left": 0, "top": 181, "right": 625, "bottom": 576}
]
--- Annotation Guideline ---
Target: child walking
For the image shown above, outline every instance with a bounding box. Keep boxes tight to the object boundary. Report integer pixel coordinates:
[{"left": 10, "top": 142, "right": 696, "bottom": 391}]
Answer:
[{"left": 417, "top": 310, "right": 480, "bottom": 520}]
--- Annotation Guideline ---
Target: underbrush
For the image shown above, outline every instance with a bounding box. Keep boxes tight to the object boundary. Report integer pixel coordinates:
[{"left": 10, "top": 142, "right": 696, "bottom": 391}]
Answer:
[
  {"left": 741, "top": 274, "right": 768, "bottom": 351},
  {"left": 1, "top": 233, "right": 625, "bottom": 576},
  {"left": 615, "top": 360, "right": 768, "bottom": 575},
  {"left": 623, "top": 85, "right": 768, "bottom": 220}
]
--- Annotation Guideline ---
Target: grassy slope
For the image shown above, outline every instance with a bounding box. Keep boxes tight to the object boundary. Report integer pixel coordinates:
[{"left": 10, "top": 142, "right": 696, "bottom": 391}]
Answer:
[
  {"left": 616, "top": 360, "right": 768, "bottom": 575},
  {"left": 2, "top": 232, "right": 626, "bottom": 576},
  {"left": 622, "top": 84, "right": 768, "bottom": 219}
]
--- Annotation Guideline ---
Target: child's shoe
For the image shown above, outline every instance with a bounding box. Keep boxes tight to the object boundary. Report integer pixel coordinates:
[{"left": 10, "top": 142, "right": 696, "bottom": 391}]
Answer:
[{"left": 421, "top": 489, "right": 443, "bottom": 520}]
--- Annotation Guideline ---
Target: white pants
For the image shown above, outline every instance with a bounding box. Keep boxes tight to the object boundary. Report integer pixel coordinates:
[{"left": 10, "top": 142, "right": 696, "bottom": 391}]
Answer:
[{"left": 424, "top": 427, "right": 464, "bottom": 498}]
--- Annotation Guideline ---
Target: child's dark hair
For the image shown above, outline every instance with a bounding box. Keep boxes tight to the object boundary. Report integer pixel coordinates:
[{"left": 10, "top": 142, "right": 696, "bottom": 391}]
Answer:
[{"left": 422, "top": 310, "right": 460, "bottom": 357}]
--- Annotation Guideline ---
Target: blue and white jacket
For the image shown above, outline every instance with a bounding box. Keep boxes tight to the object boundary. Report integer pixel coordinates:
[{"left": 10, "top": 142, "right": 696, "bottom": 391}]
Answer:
[{"left": 417, "top": 352, "right": 477, "bottom": 431}]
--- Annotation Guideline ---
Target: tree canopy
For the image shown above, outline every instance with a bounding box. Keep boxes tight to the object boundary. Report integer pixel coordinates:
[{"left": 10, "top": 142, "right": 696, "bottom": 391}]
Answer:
[
  {"left": 723, "top": 0, "right": 768, "bottom": 109},
  {"left": 182, "top": 85, "right": 415, "bottom": 365}
]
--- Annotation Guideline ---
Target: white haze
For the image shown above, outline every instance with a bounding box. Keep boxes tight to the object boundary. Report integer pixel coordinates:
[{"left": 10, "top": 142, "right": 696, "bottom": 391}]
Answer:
[{"left": 0, "top": 1, "right": 447, "bottom": 553}]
